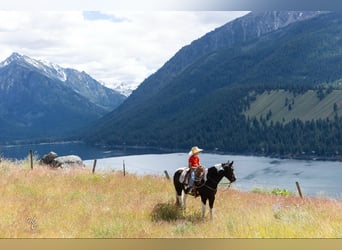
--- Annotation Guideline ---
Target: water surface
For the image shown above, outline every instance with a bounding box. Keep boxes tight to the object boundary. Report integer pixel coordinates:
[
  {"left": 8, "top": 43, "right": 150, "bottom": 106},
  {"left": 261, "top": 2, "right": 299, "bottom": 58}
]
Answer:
[{"left": 1, "top": 142, "right": 341, "bottom": 199}]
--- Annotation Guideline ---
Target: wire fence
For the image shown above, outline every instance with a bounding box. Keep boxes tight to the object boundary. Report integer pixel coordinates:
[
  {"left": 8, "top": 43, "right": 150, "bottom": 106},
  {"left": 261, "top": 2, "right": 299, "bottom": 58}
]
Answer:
[{"left": 23, "top": 149, "right": 342, "bottom": 200}]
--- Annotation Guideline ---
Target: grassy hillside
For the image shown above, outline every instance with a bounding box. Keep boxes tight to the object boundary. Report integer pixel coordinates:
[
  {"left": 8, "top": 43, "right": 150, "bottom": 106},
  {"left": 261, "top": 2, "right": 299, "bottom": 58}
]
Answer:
[
  {"left": 1, "top": 158, "right": 342, "bottom": 238},
  {"left": 245, "top": 89, "right": 342, "bottom": 123}
]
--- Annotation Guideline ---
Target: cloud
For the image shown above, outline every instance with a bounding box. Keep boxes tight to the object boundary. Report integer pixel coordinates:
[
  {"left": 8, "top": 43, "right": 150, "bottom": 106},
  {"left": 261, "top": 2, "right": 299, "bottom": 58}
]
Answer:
[
  {"left": 0, "top": 11, "right": 249, "bottom": 88},
  {"left": 83, "top": 11, "right": 129, "bottom": 23}
]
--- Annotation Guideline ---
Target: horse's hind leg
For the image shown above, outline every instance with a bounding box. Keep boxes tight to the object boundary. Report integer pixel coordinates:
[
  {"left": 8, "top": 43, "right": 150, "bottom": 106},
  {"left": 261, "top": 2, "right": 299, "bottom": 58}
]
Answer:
[
  {"left": 174, "top": 183, "right": 185, "bottom": 208},
  {"left": 175, "top": 189, "right": 188, "bottom": 213},
  {"left": 175, "top": 191, "right": 183, "bottom": 207},
  {"left": 176, "top": 192, "right": 188, "bottom": 211},
  {"left": 183, "top": 193, "right": 188, "bottom": 210}
]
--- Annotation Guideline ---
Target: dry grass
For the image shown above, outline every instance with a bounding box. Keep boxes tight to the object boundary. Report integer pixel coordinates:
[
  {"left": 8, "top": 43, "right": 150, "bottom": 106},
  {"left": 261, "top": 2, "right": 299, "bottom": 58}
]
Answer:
[{"left": 1, "top": 157, "right": 342, "bottom": 238}]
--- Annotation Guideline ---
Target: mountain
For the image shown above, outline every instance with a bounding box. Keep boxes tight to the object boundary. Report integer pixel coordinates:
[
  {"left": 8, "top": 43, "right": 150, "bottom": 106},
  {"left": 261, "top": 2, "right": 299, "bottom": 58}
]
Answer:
[
  {"left": 122, "top": 11, "right": 323, "bottom": 108},
  {"left": 1, "top": 53, "right": 126, "bottom": 111},
  {"left": 0, "top": 53, "right": 126, "bottom": 142},
  {"left": 85, "top": 11, "right": 342, "bottom": 158}
]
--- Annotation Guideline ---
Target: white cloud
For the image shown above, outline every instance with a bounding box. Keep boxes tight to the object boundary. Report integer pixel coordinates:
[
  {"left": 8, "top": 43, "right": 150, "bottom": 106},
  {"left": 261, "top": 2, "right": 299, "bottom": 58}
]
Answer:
[{"left": 0, "top": 11, "right": 249, "bottom": 88}]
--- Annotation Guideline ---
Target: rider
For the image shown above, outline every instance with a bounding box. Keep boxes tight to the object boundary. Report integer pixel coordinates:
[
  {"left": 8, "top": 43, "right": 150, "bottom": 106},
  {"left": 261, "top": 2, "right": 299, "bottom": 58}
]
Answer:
[{"left": 187, "top": 146, "right": 203, "bottom": 195}]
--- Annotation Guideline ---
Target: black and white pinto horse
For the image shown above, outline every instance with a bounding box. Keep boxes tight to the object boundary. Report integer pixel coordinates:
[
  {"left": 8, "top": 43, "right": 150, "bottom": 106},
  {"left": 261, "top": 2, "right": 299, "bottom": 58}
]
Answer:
[{"left": 173, "top": 161, "right": 236, "bottom": 219}]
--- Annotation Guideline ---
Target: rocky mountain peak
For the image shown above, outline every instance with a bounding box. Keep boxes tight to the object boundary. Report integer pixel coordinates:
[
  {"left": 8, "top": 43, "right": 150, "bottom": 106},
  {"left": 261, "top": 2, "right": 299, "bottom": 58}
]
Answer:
[
  {"left": 1, "top": 52, "right": 26, "bottom": 66},
  {"left": 0, "top": 52, "right": 67, "bottom": 82}
]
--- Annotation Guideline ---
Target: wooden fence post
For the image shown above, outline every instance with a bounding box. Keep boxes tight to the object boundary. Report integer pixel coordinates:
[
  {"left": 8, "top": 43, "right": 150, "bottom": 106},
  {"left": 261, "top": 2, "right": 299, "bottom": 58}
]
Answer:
[
  {"left": 92, "top": 159, "right": 97, "bottom": 174},
  {"left": 296, "top": 181, "right": 303, "bottom": 199},
  {"left": 164, "top": 170, "right": 170, "bottom": 180},
  {"left": 30, "top": 149, "right": 33, "bottom": 170},
  {"left": 123, "top": 160, "right": 126, "bottom": 176}
]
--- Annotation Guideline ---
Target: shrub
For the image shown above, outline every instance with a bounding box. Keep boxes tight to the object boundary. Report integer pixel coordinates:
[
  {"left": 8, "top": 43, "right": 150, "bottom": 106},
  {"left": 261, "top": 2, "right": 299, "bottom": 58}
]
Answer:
[
  {"left": 150, "top": 202, "right": 183, "bottom": 222},
  {"left": 252, "top": 187, "right": 293, "bottom": 196}
]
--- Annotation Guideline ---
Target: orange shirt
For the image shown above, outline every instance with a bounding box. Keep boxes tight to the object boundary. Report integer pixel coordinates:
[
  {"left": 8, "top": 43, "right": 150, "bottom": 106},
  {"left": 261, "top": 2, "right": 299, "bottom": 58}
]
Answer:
[{"left": 188, "top": 155, "right": 200, "bottom": 168}]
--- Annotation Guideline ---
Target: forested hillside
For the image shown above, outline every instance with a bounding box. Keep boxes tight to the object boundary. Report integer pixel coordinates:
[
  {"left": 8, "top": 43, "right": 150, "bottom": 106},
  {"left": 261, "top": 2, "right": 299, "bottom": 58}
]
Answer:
[{"left": 85, "top": 12, "right": 342, "bottom": 159}]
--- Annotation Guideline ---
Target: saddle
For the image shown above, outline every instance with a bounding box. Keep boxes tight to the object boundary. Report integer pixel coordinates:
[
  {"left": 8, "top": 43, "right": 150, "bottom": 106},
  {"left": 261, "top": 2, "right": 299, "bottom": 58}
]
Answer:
[{"left": 179, "top": 165, "right": 206, "bottom": 187}]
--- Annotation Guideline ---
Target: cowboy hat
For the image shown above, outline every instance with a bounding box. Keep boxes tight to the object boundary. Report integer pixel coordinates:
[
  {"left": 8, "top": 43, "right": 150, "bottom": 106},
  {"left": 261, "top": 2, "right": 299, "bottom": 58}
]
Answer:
[{"left": 189, "top": 146, "right": 203, "bottom": 155}]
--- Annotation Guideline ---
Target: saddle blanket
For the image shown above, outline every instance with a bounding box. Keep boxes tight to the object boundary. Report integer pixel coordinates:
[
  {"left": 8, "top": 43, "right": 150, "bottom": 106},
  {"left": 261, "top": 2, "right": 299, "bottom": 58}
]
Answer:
[{"left": 177, "top": 167, "right": 189, "bottom": 184}]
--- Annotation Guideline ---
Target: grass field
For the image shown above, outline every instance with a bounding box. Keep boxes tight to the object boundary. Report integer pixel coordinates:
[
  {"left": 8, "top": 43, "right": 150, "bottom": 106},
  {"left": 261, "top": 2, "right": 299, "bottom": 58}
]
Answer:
[
  {"left": 0, "top": 158, "right": 342, "bottom": 238},
  {"left": 244, "top": 89, "right": 342, "bottom": 123}
]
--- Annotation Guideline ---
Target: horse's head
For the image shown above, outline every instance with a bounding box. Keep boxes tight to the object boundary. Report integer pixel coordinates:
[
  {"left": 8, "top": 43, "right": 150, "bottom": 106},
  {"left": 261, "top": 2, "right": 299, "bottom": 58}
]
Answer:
[{"left": 221, "top": 161, "right": 236, "bottom": 183}]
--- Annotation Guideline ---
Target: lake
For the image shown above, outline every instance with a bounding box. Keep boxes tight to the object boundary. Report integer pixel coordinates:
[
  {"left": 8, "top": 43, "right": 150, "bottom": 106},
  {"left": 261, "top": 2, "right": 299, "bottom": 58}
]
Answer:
[
  {"left": 83, "top": 153, "right": 342, "bottom": 199},
  {"left": 1, "top": 141, "right": 342, "bottom": 199},
  {"left": 0, "top": 141, "right": 167, "bottom": 160}
]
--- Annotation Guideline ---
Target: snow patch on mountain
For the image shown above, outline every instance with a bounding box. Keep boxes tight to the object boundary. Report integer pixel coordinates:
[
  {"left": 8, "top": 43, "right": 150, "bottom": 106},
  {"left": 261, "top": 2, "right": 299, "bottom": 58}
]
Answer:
[
  {"left": 107, "top": 81, "right": 139, "bottom": 96},
  {"left": 0, "top": 52, "right": 67, "bottom": 82}
]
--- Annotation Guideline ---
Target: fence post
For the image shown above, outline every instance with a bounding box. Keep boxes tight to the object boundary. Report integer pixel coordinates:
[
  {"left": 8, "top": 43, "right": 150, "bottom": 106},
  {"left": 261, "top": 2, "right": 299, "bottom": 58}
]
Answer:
[
  {"left": 30, "top": 149, "right": 33, "bottom": 170},
  {"left": 92, "top": 159, "right": 97, "bottom": 174},
  {"left": 164, "top": 170, "right": 170, "bottom": 180},
  {"left": 296, "top": 181, "right": 303, "bottom": 199},
  {"left": 123, "top": 160, "right": 126, "bottom": 176}
]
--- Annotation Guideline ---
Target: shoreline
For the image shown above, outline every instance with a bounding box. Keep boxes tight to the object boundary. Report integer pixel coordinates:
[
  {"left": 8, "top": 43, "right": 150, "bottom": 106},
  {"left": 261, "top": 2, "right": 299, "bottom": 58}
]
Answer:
[{"left": 1, "top": 140, "right": 342, "bottom": 163}]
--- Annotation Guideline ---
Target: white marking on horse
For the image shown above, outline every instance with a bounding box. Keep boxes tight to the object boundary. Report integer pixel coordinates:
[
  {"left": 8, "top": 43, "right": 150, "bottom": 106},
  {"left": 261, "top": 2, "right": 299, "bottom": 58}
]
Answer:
[
  {"left": 214, "top": 164, "right": 223, "bottom": 171},
  {"left": 202, "top": 203, "right": 206, "bottom": 218}
]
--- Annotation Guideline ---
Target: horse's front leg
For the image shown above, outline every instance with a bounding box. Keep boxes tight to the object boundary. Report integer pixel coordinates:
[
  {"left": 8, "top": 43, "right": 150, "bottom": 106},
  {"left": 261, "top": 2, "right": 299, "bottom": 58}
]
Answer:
[
  {"left": 202, "top": 202, "right": 206, "bottom": 218},
  {"left": 208, "top": 196, "right": 215, "bottom": 220},
  {"left": 201, "top": 196, "right": 207, "bottom": 218}
]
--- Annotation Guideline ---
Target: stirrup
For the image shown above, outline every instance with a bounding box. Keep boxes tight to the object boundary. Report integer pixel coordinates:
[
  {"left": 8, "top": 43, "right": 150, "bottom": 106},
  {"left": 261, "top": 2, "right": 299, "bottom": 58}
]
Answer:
[{"left": 187, "top": 187, "right": 196, "bottom": 196}]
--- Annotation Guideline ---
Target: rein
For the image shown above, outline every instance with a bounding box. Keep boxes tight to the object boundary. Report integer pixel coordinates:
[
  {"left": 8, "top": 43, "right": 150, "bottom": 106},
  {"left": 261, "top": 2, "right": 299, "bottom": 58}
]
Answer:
[
  {"left": 205, "top": 175, "right": 220, "bottom": 192},
  {"left": 205, "top": 172, "right": 232, "bottom": 191},
  {"left": 204, "top": 183, "right": 217, "bottom": 192}
]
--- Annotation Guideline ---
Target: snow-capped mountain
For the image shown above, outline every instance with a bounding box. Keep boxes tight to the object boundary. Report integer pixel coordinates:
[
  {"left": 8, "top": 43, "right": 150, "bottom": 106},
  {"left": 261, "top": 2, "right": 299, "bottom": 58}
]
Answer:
[
  {"left": 0, "top": 52, "right": 126, "bottom": 142},
  {"left": 109, "top": 81, "right": 139, "bottom": 97},
  {"left": 0, "top": 52, "right": 126, "bottom": 111},
  {"left": 1, "top": 52, "right": 137, "bottom": 97}
]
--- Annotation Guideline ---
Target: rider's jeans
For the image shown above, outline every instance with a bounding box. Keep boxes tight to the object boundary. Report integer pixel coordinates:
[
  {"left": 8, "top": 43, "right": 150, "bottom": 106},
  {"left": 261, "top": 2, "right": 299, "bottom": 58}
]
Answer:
[{"left": 189, "top": 169, "right": 195, "bottom": 187}]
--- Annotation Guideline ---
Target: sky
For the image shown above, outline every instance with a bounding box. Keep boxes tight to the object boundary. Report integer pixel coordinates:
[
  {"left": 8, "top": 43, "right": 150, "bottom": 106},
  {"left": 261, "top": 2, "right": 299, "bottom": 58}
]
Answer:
[{"left": 0, "top": 11, "right": 249, "bottom": 89}]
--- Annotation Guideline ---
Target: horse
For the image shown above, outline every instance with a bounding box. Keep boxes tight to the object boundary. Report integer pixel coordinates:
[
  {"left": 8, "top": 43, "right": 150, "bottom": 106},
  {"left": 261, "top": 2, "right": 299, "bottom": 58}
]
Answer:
[{"left": 173, "top": 161, "right": 236, "bottom": 219}]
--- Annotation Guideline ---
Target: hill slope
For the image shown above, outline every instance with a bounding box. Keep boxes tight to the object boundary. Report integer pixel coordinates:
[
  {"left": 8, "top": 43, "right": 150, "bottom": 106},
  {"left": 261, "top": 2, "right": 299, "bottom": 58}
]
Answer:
[
  {"left": 1, "top": 159, "right": 342, "bottom": 238},
  {"left": 85, "top": 11, "right": 342, "bottom": 158}
]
